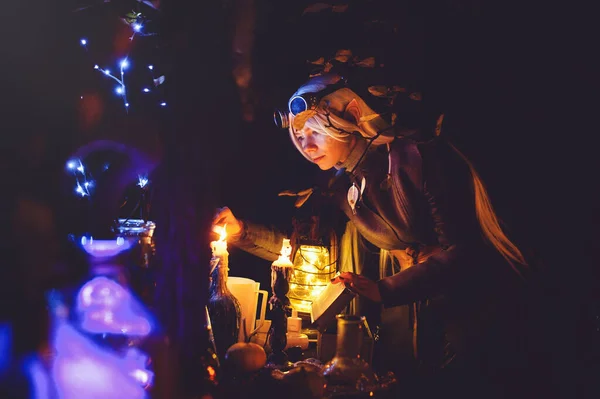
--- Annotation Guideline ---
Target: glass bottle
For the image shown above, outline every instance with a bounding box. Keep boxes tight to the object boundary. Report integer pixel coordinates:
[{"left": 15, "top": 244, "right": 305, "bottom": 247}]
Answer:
[
  {"left": 196, "top": 307, "right": 222, "bottom": 398},
  {"left": 207, "top": 258, "right": 242, "bottom": 360},
  {"left": 321, "top": 315, "right": 377, "bottom": 398}
]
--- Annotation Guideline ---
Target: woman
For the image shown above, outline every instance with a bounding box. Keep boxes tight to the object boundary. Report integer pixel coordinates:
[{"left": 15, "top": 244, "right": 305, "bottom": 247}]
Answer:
[{"left": 214, "top": 73, "right": 546, "bottom": 398}]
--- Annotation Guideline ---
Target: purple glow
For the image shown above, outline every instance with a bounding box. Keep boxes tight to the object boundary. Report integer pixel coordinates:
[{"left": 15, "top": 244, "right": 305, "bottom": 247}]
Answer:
[
  {"left": 76, "top": 277, "right": 153, "bottom": 336},
  {"left": 0, "top": 323, "right": 10, "bottom": 373},
  {"left": 51, "top": 321, "right": 149, "bottom": 398},
  {"left": 124, "top": 348, "right": 154, "bottom": 388},
  {"left": 80, "top": 237, "right": 133, "bottom": 258},
  {"left": 25, "top": 356, "right": 51, "bottom": 399}
]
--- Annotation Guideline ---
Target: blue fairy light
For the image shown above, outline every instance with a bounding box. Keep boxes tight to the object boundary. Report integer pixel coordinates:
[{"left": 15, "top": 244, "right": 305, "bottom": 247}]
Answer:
[
  {"left": 137, "top": 176, "right": 149, "bottom": 188},
  {"left": 80, "top": 25, "right": 166, "bottom": 112}
]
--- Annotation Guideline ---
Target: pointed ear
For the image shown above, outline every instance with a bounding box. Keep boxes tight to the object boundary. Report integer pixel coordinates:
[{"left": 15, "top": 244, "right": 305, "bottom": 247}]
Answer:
[{"left": 343, "top": 98, "right": 362, "bottom": 125}]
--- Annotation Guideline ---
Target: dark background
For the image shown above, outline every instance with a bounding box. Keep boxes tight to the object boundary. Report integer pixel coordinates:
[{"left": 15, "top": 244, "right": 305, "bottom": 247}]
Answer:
[{"left": 1, "top": 0, "right": 597, "bottom": 396}]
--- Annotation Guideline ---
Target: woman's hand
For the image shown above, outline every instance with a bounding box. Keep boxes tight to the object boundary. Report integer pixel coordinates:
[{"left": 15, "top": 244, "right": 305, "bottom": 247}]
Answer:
[
  {"left": 331, "top": 272, "right": 382, "bottom": 303},
  {"left": 212, "top": 206, "right": 244, "bottom": 240}
]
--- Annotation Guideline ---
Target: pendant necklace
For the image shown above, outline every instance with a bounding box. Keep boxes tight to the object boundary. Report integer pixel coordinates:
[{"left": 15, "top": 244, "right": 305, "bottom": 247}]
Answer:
[{"left": 347, "top": 176, "right": 366, "bottom": 215}]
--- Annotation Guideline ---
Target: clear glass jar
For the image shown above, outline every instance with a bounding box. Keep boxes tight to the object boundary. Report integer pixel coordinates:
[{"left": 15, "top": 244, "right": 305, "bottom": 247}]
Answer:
[{"left": 321, "top": 315, "right": 377, "bottom": 398}]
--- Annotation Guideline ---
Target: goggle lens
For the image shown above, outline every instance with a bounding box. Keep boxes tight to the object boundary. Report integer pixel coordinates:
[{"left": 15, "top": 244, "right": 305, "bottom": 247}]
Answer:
[{"left": 289, "top": 96, "right": 308, "bottom": 116}]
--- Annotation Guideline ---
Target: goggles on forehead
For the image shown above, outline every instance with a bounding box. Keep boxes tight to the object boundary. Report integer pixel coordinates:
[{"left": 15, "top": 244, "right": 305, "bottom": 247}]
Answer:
[{"left": 273, "top": 77, "right": 347, "bottom": 129}]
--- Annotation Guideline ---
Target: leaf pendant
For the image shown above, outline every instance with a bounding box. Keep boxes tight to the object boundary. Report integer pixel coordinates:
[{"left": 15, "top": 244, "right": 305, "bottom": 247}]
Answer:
[{"left": 347, "top": 183, "right": 360, "bottom": 215}]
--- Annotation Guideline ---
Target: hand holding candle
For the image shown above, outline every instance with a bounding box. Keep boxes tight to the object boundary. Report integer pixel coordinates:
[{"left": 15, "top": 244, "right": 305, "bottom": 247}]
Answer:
[{"left": 212, "top": 207, "right": 243, "bottom": 241}]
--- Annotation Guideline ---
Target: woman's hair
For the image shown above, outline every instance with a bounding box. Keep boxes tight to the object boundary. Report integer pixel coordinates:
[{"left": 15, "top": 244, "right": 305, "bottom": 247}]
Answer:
[
  {"left": 287, "top": 74, "right": 394, "bottom": 162},
  {"left": 448, "top": 142, "right": 529, "bottom": 273}
]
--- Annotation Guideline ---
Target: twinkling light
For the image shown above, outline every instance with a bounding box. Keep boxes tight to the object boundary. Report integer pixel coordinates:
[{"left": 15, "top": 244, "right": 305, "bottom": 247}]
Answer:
[
  {"left": 137, "top": 175, "right": 149, "bottom": 188},
  {"left": 67, "top": 159, "right": 94, "bottom": 197},
  {"left": 79, "top": 24, "right": 166, "bottom": 112}
]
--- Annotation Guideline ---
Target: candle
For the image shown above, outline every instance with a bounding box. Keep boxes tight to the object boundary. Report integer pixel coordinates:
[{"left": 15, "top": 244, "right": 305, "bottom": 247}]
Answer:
[
  {"left": 267, "top": 238, "right": 295, "bottom": 366},
  {"left": 211, "top": 225, "right": 228, "bottom": 257},
  {"left": 273, "top": 238, "right": 293, "bottom": 267},
  {"left": 271, "top": 238, "right": 294, "bottom": 283}
]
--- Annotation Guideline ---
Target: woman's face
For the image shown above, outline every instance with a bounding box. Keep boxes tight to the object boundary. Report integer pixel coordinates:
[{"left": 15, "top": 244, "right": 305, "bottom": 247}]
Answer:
[{"left": 293, "top": 125, "right": 354, "bottom": 170}]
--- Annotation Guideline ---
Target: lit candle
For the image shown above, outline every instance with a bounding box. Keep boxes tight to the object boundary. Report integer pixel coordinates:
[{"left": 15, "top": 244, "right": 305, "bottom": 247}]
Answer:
[
  {"left": 211, "top": 225, "right": 228, "bottom": 256},
  {"left": 271, "top": 238, "right": 294, "bottom": 283},
  {"left": 267, "top": 238, "right": 295, "bottom": 366},
  {"left": 273, "top": 238, "right": 293, "bottom": 267},
  {"left": 210, "top": 225, "right": 228, "bottom": 273}
]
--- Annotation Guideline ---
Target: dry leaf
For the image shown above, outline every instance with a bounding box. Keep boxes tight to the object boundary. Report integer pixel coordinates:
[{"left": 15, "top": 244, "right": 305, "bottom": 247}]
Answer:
[
  {"left": 292, "top": 109, "right": 318, "bottom": 130},
  {"left": 278, "top": 190, "right": 297, "bottom": 196},
  {"left": 297, "top": 188, "right": 314, "bottom": 196},
  {"left": 368, "top": 85, "right": 389, "bottom": 97},
  {"left": 295, "top": 194, "right": 312, "bottom": 208},
  {"left": 409, "top": 92, "right": 422, "bottom": 101},
  {"left": 334, "top": 49, "right": 352, "bottom": 63},
  {"left": 302, "top": 3, "right": 332, "bottom": 15},
  {"left": 355, "top": 57, "right": 375, "bottom": 67},
  {"left": 278, "top": 188, "right": 314, "bottom": 197},
  {"left": 309, "top": 57, "right": 325, "bottom": 65},
  {"left": 359, "top": 113, "right": 381, "bottom": 123},
  {"left": 332, "top": 4, "right": 349, "bottom": 12}
]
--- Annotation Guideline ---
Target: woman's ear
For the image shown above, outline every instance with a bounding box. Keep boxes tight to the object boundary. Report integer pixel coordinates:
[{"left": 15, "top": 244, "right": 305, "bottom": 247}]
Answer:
[{"left": 343, "top": 98, "right": 362, "bottom": 125}]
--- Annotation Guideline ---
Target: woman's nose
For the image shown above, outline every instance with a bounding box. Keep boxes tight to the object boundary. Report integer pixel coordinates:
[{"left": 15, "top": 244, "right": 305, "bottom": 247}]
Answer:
[{"left": 302, "top": 137, "right": 317, "bottom": 153}]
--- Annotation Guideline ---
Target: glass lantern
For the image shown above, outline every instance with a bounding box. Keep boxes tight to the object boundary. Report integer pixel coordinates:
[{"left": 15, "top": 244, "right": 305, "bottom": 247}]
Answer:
[{"left": 288, "top": 216, "right": 338, "bottom": 315}]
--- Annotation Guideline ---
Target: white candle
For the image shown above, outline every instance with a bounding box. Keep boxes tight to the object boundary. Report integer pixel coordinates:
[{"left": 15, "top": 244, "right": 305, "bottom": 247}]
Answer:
[
  {"left": 271, "top": 238, "right": 294, "bottom": 285},
  {"left": 211, "top": 225, "right": 229, "bottom": 272},
  {"left": 211, "top": 225, "right": 228, "bottom": 255},
  {"left": 272, "top": 238, "right": 293, "bottom": 268}
]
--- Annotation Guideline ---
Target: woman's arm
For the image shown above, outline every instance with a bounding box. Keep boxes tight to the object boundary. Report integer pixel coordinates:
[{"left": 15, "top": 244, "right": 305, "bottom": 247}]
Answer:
[{"left": 230, "top": 220, "right": 287, "bottom": 262}]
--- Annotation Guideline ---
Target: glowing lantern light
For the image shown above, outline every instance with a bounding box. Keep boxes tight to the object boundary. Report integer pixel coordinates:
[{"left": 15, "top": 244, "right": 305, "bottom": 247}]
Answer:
[{"left": 288, "top": 216, "right": 338, "bottom": 314}]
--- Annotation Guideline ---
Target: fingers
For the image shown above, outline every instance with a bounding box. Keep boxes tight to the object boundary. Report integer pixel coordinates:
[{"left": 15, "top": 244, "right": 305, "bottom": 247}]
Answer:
[
  {"left": 331, "top": 272, "right": 355, "bottom": 285},
  {"left": 212, "top": 206, "right": 244, "bottom": 238},
  {"left": 212, "top": 206, "right": 232, "bottom": 225},
  {"left": 331, "top": 272, "right": 382, "bottom": 302}
]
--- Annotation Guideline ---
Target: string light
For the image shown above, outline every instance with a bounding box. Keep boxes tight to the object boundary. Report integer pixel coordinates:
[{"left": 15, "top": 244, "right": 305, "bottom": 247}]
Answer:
[
  {"left": 67, "top": 159, "right": 94, "bottom": 197},
  {"left": 137, "top": 175, "right": 149, "bottom": 188},
  {"left": 78, "top": 22, "right": 167, "bottom": 112}
]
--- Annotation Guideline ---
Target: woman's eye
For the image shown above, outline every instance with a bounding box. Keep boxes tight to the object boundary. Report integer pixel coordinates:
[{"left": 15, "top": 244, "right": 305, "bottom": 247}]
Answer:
[{"left": 295, "top": 135, "right": 304, "bottom": 142}]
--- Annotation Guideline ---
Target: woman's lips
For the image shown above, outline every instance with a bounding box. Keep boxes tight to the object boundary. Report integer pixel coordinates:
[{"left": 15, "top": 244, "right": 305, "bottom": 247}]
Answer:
[{"left": 313, "top": 155, "right": 325, "bottom": 162}]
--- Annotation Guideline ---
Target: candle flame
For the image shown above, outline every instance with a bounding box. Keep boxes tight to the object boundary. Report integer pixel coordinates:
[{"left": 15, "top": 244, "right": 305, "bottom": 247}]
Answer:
[
  {"left": 274, "top": 238, "right": 293, "bottom": 265},
  {"left": 212, "top": 224, "right": 227, "bottom": 242}
]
